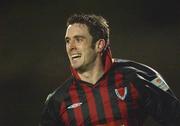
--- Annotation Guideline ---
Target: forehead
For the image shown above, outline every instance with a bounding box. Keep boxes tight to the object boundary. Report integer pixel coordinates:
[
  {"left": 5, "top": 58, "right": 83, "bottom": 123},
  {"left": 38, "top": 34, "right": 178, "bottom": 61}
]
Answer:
[{"left": 65, "top": 23, "right": 90, "bottom": 37}]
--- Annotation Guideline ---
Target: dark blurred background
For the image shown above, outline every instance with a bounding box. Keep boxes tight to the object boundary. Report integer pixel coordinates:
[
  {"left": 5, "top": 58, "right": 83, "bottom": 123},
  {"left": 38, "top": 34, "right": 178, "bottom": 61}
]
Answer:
[{"left": 0, "top": 0, "right": 179, "bottom": 126}]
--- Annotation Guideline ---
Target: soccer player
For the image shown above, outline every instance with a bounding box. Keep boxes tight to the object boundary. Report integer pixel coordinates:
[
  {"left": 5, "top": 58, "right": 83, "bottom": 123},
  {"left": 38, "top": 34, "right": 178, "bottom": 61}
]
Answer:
[{"left": 39, "top": 14, "right": 180, "bottom": 126}]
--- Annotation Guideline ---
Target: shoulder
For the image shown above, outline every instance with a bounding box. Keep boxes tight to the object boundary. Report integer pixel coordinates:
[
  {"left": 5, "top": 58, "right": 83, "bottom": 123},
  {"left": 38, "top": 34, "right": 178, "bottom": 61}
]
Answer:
[
  {"left": 113, "top": 58, "right": 157, "bottom": 76},
  {"left": 40, "top": 77, "right": 74, "bottom": 125},
  {"left": 113, "top": 58, "right": 170, "bottom": 91},
  {"left": 45, "top": 76, "right": 74, "bottom": 104}
]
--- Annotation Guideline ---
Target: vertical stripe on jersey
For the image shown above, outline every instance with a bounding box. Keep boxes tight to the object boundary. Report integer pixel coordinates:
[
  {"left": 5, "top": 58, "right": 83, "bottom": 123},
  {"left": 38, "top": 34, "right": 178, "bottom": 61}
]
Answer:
[
  {"left": 99, "top": 76, "right": 114, "bottom": 122},
  {"left": 63, "top": 85, "right": 77, "bottom": 126},
  {"left": 114, "top": 71, "right": 129, "bottom": 126},
  {"left": 107, "top": 70, "right": 122, "bottom": 121},
  {"left": 114, "top": 71, "right": 123, "bottom": 86},
  {"left": 129, "top": 83, "right": 142, "bottom": 125},
  {"left": 130, "top": 83, "right": 139, "bottom": 108},
  {"left": 68, "top": 83, "right": 84, "bottom": 126},
  {"left": 75, "top": 82, "right": 91, "bottom": 125},
  {"left": 59, "top": 102, "right": 70, "bottom": 125},
  {"left": 81, "top": 85, "right": 99, "bottom": 125},
  {"left": 93, "top": 86, "right": 107, "bottom": 124},
  {"left": 126, "top": 83, "right": 136, "bottom": 126}
]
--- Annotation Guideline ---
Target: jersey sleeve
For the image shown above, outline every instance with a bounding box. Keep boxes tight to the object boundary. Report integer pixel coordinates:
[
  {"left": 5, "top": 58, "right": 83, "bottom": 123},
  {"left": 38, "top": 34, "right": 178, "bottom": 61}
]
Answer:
[
  {"left": 134, "top": 74, "right": 180, "bottom": 126},
  {"left": 39, "top": 93, "right": 64, "bottom": 126},
  {"left": 117, "top": 59, "right": 176, "bottom": 96},
  {"left": 117, "top": 59, "right": 180, "bottom": 125}
]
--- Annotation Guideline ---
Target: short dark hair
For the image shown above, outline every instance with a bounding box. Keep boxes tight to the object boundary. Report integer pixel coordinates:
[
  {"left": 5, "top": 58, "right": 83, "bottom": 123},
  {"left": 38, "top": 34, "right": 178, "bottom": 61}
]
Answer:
[{"left": 66, "top": 14, "right": 110, "bottom": 44}]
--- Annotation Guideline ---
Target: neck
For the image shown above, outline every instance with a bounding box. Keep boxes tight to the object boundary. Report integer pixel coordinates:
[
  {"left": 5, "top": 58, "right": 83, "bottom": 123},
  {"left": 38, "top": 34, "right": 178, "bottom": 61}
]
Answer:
[{"left": 77, "top": 58, "right": 104, "bottom": 85}]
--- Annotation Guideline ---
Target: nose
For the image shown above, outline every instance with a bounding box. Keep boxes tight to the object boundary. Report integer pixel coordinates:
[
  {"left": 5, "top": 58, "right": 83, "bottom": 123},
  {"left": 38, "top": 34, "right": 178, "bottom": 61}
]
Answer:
[{"left": 67, "top": 40, "right": 77, "bottom": 51}]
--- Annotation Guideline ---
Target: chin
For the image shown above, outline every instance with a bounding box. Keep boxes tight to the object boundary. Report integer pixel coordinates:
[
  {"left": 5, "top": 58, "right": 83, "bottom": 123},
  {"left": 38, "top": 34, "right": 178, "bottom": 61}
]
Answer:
[
  {"left": 72, "top": 65, "right": 85, "bottom": 72},
  {"left": 71, "top": 64, "right": 81, "bottom": 70},
  {"left": 71, "top": 61, "right": 82, "bottom": 69}
]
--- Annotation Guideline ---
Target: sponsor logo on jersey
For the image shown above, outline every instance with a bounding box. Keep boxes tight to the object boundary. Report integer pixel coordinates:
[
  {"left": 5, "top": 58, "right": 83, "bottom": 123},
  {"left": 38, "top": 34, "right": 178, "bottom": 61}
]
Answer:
[
  {"left": 115, "top": 87, "right": 127, "bottom": 100},
  {"left": 67, "top": 102, "right": 82, "bottom": 109},
  {"left": 151, "top": 77, "right": 169, "bottom": 91}
]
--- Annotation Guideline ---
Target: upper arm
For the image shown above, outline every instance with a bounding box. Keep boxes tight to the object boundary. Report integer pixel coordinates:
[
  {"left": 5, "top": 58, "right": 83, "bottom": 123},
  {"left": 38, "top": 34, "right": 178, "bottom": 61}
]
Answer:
[
  {"left": 134, "top": 74, "right": 180, "bottom": 126},
  {"left": 39, "top": 94, "right": 64, "bottom": 126}
]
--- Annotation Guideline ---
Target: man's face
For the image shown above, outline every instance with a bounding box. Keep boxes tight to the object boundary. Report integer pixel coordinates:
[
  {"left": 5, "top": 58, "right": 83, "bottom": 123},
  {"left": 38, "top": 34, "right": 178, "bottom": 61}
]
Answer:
[{"left": 65, "top": 23, "right": 98, "bottom": 72}]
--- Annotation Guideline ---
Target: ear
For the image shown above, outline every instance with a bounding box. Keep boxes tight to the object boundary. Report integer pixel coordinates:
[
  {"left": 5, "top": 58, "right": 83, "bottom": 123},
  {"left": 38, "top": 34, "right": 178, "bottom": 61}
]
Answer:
[{"left": 96, "top": 39, "right": 106, "bottom": 53}]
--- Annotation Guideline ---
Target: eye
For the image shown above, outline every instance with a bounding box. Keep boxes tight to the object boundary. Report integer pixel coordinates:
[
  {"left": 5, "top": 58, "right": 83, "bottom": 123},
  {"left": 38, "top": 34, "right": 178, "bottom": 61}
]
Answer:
[
  {"left": 65, "top": 38, "right": 70, "bottom": 44},
  {"left": 75, "top": 37, "right": 83, "bottom": 43}
]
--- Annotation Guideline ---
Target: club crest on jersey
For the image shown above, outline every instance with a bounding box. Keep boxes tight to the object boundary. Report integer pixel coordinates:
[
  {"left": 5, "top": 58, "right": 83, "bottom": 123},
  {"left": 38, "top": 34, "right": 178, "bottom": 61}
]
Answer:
[{"left": 115, "top": 87, "right": 127, "bottom": 100}]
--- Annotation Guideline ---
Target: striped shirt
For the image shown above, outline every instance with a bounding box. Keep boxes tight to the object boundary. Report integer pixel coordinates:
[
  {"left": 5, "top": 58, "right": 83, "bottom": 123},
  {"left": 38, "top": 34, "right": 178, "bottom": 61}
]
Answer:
[{"left": 39, "top": 59, "right": 180, "bottom": 126}]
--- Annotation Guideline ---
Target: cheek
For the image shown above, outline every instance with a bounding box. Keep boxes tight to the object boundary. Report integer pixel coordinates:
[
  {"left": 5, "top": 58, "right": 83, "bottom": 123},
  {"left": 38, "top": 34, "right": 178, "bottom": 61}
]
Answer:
[
  {"left": 66, "top": 50, "right": 71, "bottom": 59},
  {"left": 66, "top": 45, "right": 68, "bottom": 52},
  {"left": 85, "top": 50, "right": 96, "bottom": 59},
  {"left": 66, "top": 46, "right": 70, "bottom": 54}
]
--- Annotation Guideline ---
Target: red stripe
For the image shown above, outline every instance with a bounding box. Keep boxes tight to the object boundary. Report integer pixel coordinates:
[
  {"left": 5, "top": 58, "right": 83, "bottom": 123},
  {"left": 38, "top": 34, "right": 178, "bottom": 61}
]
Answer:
[
  {"left": 130, "top": 83, "right": 139, "bottom": 109},
  {"left": 114, "top": 71, "right": 129, "bottom": 126},
  {"left": 117, "top": 97, "right": 128, "bottom": 126},
  {"left": 99, "top": 77, "right": 114, "bottom": 122},
  {"left": 59, "top": 102, "right": 70, "bottom": 125},
  {"left": 81, "top": 85, "right": 99, "bottom": 125},
  {"left": 114, "top": 71, "right": 123, "bottom": 86},
  {"left": 69, "top": 84, "right": 84, "bottom": 125}
]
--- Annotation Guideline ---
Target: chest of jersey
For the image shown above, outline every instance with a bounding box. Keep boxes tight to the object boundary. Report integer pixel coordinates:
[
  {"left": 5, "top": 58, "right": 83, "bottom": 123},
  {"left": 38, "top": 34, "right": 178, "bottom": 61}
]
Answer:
[{"left": 59, "top": 78, "right": 143, "bottom": 126}]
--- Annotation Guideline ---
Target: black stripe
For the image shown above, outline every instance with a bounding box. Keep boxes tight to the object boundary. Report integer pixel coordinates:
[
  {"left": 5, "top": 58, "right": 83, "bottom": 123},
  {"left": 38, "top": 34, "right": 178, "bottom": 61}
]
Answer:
[
  {"left": 76, "top": 82, "right": 92, "bottom": 125},
  {"left": 54, "top": 77, "right": 77, "bottom": 126},
  {"left": 65, "top": 83, "right": 77, "bottom": 126},
  {"left": 93, "top": 85, "right": 107, "bottom": 124},
  {"left": 125, "top": 84, "right": 134, "bottom": 126},
  {"left": 107, "top": 70, "right": 122, "bottom": 120},
  {"left": 126, "top": 83, "right": 145, "bottom": 126},
  {"left": 120, "top": 68, "right": 140, "bottom": 126}
]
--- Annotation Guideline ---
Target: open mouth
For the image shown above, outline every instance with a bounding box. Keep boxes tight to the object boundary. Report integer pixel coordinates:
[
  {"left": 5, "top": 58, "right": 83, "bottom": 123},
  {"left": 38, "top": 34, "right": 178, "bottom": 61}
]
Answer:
[{"left": 71, "top": 54, "right": 81, "bottom": 61}]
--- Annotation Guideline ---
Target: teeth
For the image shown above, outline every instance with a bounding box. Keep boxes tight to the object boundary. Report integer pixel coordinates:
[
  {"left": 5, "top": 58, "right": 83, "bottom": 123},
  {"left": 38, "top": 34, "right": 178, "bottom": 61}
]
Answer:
[{"left": 71, "top": 54, "right": 81, "bottom": 58}]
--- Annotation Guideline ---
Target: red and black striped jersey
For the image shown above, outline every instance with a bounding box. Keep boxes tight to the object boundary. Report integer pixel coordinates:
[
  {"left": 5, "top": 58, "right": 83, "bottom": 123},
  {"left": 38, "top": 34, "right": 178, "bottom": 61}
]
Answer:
[{"left": 39, "top": 59, "right": 180, "bottom": 126}]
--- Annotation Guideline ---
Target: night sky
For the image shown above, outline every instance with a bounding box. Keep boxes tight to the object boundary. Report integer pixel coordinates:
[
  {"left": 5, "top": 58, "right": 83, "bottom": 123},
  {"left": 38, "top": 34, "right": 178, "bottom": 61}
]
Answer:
[{"left": 0, "top": 0, "right": 180, "bottom": 126}]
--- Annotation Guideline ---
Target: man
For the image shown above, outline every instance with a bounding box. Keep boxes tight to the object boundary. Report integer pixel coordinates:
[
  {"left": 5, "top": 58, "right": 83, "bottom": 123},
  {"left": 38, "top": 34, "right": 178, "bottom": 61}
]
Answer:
[{"left": 39, "top": 14, "right": 180, "bottom": 126}]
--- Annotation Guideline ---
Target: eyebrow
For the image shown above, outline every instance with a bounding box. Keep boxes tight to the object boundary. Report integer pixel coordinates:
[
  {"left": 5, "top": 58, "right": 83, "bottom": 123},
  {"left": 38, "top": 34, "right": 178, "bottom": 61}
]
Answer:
[
  {"left": 74, "top": 35, "right": 85, "bottom": 38},
  {"left": 65, "top": 35, "right": 85, "bottom": 40}
]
